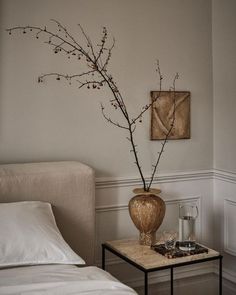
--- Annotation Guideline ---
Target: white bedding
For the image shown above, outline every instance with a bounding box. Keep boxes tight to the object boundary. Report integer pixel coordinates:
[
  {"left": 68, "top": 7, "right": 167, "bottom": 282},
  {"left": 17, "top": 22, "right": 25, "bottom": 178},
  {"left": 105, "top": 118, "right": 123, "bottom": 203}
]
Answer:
[{"left": 0, "top": 264, "right": 137, "bottom": 295}]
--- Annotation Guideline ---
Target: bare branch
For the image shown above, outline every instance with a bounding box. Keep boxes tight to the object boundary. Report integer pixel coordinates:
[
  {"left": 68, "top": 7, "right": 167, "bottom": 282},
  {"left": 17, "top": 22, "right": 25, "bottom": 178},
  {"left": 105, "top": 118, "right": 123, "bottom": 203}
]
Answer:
[
  {"left": 50, "top": 19, "right": 82, "bottom": 50},
  {"left": 101, "top": 37, "right": 115, "bottom": 71},
  {"left": 100, "top": 104, "right": 129, "bottom": 130},
  {"left": 147, "top": 72, "right": 179, "bottom": 191},
  {"left": 7, "top": 21, "right": 179, "bottom": 192},
  {"left": 38, "top": 70, "right": 97, "bottom": 82},
  {"left": 77, "top": 79, "right": 106, "bottom": 89},
  {"left": 131, "top": 59, "right": 163, "bottom": 125},
  {"left": 96, "top": 27, "right": 108, "bottom": 64},
  {"left": 78, "top": 24, "right": 97, "bottom": 60}
]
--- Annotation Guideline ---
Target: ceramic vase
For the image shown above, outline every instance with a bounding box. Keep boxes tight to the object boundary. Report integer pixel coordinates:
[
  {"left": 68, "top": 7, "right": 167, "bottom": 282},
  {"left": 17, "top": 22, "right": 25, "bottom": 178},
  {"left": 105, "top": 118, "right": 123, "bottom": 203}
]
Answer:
[{"left": 128, "top": 188, "right": 166, "bottom": 246}]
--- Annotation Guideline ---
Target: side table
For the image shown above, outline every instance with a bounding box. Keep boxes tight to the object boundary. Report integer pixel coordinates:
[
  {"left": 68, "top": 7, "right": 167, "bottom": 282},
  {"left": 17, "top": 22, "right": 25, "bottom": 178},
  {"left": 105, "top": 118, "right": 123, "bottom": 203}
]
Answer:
[{"left": 102, "top": 239, "right": 223, "bottom": 295}]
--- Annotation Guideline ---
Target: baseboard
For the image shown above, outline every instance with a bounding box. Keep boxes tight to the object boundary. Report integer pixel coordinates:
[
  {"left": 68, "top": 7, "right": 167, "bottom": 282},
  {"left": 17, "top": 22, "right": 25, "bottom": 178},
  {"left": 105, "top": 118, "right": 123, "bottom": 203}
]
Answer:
[
  {"left": 97, "top": 258, "right": 215, "bottom": 288},
  {"left": 223, "top": 268, "right": 236, "bottom": 284},
  {"left": 100, "top": 259, "right": 236, "bottom": 288},
  {"left": 214, "top": 265, "right": 236, "bottom": 284},
  {"left": 126, "top": 264, "right": 215, "bottom": 288},
  {"left": 99, "top": 259, "right": 236, "bottom": 290}
]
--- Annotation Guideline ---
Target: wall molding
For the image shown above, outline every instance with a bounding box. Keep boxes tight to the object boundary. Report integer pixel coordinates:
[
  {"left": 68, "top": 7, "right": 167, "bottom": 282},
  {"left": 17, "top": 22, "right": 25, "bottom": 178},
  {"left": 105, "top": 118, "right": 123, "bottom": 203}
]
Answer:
[
  {"left": 96, "top": 169, "right": 236, "bottom": 189},
  {"left": 96, "top": 170, "right": 213, "bottom": 189},
  {"left": 214, "top": 169, "right": 236, "bottom": 184}
]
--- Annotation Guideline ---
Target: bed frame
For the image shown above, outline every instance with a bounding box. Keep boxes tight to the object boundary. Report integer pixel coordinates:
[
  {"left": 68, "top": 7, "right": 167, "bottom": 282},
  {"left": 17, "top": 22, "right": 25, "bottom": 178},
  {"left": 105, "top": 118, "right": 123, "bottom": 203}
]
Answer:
[{"left": 0, "top": 161, "right": 95, "bottom": 265}]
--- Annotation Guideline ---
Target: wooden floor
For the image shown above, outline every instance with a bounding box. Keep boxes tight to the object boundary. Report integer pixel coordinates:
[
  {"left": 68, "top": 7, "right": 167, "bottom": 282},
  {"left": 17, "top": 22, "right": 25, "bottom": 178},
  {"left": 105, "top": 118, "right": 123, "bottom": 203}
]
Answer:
[{"left": 134, "top": 274, "right": 235, "bottom": 295}]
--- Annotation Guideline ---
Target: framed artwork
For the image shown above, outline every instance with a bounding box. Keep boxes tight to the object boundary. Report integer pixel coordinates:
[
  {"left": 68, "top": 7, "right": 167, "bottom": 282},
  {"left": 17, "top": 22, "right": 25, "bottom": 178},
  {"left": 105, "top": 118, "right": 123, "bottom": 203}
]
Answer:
[{"left": 150, "top": 91, "right": 190, "bottom": 140}]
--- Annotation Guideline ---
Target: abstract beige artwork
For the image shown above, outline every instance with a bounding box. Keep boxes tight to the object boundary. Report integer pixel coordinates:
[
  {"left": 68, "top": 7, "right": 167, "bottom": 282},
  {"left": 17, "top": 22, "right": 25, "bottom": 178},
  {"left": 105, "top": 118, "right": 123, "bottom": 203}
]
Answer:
[{"left": 150, "top": 91, "right": 190, "bottom": 140}]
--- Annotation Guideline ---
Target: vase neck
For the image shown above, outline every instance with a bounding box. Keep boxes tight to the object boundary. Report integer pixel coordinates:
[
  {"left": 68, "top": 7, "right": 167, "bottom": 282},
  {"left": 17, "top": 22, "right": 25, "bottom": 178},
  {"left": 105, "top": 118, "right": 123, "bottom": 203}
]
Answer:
[{"left": 133, "top": 188, "right": 161, "bottom": 195}]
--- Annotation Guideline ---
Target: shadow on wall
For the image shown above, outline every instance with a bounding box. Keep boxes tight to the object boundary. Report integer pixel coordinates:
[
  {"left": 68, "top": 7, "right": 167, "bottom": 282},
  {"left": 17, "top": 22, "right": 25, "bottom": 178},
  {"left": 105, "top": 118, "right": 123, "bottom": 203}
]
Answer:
[
  {"left": 0, "top": 0, "right": 8, "bottom": 154},
  {"left": 0, "top": 0, "right": 9, "bottom": 141},
  {"left": 0, "top": 0, "right": 3, "bottom": 117}
]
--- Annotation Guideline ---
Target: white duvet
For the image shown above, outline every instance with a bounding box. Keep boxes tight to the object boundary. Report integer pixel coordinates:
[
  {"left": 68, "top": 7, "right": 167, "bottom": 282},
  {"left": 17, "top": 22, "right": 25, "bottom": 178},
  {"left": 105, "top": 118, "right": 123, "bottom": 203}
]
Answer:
[{"left": 0, "top": 264, "right": 137, "bottom": 295}]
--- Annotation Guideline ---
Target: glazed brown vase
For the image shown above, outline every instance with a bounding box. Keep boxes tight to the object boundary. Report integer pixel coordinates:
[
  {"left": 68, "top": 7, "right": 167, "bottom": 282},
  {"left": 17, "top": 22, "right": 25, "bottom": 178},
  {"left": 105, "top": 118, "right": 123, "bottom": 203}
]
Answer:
[{"left": 128, "top": 188, "right": 166, "bottom": 246}]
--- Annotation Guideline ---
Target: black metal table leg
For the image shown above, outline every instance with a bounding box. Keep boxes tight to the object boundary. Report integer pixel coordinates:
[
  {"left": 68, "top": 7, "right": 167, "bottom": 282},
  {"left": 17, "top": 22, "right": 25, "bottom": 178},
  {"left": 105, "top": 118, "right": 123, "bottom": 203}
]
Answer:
[
  {"left": 171, "top": 267, "right": 174, "bottom": 295},
  {"left": 219, "top": 256, "right": 223, "bottom": 295},
  {"left": 144, "top": 271, "right": 148, "bottom": 295},
  {"left": 102, "top": 245, "right": 105, "bottom": 270}
]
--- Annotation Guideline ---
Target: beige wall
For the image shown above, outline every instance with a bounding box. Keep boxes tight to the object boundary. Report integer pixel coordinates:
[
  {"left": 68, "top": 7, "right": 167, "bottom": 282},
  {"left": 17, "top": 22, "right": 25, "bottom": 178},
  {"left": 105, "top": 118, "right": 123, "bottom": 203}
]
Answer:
[
  {"left": 212, "top": 0, "right": 236, "bottom": 173},
  {"left": 0, "top": 0, "right": 213, "bottom": 178},
  {"left": 212, "top": 0, "right": 236, "bottom": 278}
]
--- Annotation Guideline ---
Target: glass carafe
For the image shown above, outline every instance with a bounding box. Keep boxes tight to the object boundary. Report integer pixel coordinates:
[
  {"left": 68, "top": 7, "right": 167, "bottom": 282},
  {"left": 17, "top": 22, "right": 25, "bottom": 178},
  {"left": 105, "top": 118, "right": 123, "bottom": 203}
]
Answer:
[{"left": 178, "top": 204, "right": 198, "bottom": 251}]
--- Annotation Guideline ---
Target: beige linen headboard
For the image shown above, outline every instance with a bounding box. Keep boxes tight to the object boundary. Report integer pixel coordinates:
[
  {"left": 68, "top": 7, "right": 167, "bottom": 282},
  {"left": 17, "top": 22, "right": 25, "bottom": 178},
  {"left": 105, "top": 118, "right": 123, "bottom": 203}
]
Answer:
[{"left": 0, "top": 161, "right": 95, "bottom": 265}]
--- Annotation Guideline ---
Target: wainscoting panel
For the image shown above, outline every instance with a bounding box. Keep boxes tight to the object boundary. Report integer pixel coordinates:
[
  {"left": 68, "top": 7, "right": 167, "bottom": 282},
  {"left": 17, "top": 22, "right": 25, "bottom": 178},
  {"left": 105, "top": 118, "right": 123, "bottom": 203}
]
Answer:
[
  {"left": 224, "top": 199, "right": 236, "bottom": 256},
  {"left": 214, "top": 170, "right": 236, "bottom": 284}
]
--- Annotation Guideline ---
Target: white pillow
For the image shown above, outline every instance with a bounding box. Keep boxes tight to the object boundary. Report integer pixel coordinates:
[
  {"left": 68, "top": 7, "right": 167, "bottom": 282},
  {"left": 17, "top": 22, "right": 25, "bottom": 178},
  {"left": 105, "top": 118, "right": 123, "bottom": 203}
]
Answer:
[{"left": 0, "top": 201, "right": 85, "bottom": 267}]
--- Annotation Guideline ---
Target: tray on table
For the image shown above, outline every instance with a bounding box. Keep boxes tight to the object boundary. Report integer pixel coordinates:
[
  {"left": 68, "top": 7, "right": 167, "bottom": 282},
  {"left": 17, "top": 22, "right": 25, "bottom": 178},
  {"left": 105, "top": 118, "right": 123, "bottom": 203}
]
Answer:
[{"left": 151, "top": 242, "right": 209, "bottom": 259}]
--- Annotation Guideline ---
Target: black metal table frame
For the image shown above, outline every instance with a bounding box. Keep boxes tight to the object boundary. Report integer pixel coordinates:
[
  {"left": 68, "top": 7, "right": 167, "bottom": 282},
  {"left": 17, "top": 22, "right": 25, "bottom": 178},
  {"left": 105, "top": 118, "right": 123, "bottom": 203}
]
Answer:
[{"left": 102, "top": 243, "right": 223, "bottom": 295}]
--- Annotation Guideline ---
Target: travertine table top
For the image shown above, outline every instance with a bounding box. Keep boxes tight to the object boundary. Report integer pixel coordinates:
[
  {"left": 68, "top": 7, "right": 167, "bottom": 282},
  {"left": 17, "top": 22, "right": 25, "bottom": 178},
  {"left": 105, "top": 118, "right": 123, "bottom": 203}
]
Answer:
[{"left": 105, "top": 239, "right": 220, "bottom": 270}]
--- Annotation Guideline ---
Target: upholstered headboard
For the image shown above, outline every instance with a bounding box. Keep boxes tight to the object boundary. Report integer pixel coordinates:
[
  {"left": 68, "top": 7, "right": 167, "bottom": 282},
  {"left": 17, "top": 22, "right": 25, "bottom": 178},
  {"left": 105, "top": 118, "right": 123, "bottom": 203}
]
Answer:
[{"left": 0, "top": 161, "right": 95, "bottom": 265}]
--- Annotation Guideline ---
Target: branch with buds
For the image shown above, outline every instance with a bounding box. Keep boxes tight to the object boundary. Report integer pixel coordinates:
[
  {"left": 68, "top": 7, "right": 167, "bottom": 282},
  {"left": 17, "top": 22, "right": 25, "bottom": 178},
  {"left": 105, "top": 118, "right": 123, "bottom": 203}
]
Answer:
[{"left": 7, "top": 20, "right": 178, "bottom": 192}]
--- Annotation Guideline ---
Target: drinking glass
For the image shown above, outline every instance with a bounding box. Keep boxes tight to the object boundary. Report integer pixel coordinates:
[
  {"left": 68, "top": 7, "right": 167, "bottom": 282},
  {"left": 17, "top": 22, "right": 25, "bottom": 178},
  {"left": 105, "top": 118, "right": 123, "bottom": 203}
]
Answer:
[{"left": 163, "top": 230, "right": 178, "bottom": 250}]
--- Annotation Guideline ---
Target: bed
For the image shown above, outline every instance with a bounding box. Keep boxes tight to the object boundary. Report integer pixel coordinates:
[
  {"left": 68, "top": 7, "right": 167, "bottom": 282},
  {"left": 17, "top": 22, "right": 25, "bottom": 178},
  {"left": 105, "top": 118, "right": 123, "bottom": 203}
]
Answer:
[{"left": 0, "top": 161, "right": 137, "bottom": 295}]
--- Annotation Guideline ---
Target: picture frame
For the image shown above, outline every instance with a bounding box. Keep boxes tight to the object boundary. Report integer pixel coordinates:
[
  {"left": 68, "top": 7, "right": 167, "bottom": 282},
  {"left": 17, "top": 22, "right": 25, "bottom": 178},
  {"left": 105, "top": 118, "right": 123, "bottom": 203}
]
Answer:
[{"left": 150, "top": 91, "right": 190, "bottom": 140}]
